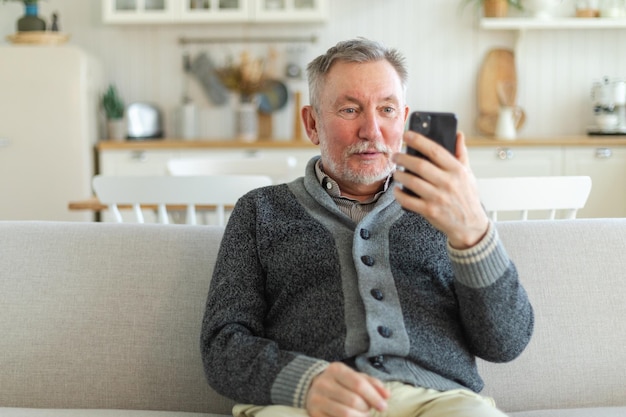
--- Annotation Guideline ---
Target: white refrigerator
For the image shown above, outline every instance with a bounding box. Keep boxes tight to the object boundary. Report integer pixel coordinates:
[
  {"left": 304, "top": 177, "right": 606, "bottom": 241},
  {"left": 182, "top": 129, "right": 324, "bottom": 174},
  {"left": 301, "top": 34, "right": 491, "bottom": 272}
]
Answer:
[{"left": 0, "top": 45, "right": 102, "bottom": 221}]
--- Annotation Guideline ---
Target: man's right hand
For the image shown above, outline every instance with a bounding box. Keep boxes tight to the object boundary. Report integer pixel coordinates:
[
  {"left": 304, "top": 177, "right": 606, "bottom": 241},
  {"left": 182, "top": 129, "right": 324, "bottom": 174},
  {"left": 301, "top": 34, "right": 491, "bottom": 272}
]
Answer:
[{"left": 305, "top": 362, "right": 390, "bottom": 417}]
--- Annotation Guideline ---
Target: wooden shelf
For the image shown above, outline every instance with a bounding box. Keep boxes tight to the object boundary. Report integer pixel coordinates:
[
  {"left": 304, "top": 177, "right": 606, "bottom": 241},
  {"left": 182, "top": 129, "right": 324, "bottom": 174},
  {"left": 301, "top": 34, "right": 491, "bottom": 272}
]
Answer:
[{"left": 481, "top": 17, "right": 626, "bottom": 30}]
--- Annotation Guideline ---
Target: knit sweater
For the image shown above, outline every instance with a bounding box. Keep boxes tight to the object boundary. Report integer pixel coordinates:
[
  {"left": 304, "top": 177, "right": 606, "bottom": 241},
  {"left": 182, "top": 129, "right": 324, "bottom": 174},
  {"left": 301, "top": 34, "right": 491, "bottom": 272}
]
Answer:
[{"left": 200, "top": 156, "right": 534, "bottom": 409}]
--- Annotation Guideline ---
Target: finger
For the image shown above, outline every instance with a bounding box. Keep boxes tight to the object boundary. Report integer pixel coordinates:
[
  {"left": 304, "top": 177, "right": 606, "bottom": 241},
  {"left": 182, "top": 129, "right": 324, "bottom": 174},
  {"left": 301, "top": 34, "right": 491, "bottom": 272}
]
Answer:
[
  {"left": 455, "top": 131, "right": 471, "bottom": 168},
  {"left": 307, "top": 363, "right": 378, "bottom": 415},
  {"left": 404, "top": 130, "right": 457, "bottom": 170}
]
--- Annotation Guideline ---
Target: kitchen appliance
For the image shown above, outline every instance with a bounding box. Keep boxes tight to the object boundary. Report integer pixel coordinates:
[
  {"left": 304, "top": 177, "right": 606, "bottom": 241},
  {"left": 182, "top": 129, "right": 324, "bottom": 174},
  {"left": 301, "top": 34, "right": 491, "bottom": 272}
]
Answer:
[
  {"left": 588, "top": 76, "right": 626, "bottom": 135},
  {"left": 0, "top": 45, "right": 102, "bottom": 221},
  {"left": 126, "top": 102, "right": 164, "bottom": 140}
]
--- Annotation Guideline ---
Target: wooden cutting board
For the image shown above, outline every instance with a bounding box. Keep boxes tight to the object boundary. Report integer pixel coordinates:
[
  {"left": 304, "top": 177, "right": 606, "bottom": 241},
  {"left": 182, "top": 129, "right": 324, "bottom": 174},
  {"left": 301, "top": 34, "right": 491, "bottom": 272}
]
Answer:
[{"left": 476, "top": 48, "right": 525, "bottom": 135}]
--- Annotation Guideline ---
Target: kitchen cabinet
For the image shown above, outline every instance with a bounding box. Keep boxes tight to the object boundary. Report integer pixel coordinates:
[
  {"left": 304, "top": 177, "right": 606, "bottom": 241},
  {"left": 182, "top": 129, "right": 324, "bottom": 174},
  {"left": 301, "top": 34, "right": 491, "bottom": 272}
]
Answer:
[
  {"left": 102, "top": 0, "right": 179, "bottom": 24},
  {"left": 467, "top": 139, "right": 626, "bottom": 218},
  {"left": 253, "top": 0, "right": 328, "bottom": 22},
  {"left": 96, "top": 137, "right": 626, "bottom": 219},
  {"left": 98, "top": 141, "right": 319, "bottom": 182},
  {"left": 563, "top": 146, "right": 626, "bottom": 218},
  {"left": 468, "top": 146, "right": 563, "bottom": 178},
  {"left": 102, "top": 0, "right": 327, "bottom": 23}
]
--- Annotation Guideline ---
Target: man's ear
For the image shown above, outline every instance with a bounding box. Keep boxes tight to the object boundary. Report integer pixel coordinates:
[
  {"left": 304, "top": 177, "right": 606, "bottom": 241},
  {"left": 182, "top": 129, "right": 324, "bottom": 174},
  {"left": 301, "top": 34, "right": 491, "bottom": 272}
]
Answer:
[{"left": 301, "top": 105, "right": 319, "bottom": 145}]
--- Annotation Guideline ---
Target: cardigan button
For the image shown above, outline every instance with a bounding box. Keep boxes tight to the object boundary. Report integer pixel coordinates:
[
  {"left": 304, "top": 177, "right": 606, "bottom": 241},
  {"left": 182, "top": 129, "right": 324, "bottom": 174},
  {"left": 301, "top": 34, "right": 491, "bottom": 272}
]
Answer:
[
  {"left": 360, "top": 228, "right": 371, "bottom": 240},
  {"left": 377, "top": 326, "right": 392, "bottom": 338},
  {"left": 369, "top": 355, "right": 385, "bottom": 369},
  {"left": 370, "top": 289, "right": 384, "bottom": 301},
  {"left": 361, "top": 255, "right": 375, "bottom": 266}
]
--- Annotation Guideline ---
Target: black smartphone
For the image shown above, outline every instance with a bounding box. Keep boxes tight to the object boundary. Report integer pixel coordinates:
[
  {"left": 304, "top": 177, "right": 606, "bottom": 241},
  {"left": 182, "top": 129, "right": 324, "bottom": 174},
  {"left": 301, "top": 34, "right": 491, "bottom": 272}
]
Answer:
[
  {"left": 402, "top": 111, "right": 458, "bottom": 196},
  {"left": 407, "top": 111, "right": 458, "bottom": 158}
]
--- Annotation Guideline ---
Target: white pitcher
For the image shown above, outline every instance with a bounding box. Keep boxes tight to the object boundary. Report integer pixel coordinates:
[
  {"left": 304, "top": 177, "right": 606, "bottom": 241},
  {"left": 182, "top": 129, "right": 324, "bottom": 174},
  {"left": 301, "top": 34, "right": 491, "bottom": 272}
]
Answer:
[{"left": 495, "top": 106, "right": 523, "bottom": 140}]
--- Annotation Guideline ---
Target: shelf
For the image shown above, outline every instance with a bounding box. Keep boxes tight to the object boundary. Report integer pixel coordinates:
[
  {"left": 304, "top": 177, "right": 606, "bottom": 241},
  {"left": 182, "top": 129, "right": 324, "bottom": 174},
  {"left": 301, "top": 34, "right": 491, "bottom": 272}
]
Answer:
[{"left": 481, "top": 17, "right": 626, "bottom": 30}]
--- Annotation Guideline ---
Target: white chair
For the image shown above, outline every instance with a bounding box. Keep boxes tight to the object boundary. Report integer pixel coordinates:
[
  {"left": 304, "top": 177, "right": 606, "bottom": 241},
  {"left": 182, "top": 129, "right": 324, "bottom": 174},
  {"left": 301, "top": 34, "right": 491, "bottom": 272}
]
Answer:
[
  {"left": 92, "top": 174, "right": 272, "bottom": 226},
  {"left": 166, "top": 155, "right": 298, "bottom": 184},
  {"left": 476, "top": 176, "right": 592, "bottom": 221}
]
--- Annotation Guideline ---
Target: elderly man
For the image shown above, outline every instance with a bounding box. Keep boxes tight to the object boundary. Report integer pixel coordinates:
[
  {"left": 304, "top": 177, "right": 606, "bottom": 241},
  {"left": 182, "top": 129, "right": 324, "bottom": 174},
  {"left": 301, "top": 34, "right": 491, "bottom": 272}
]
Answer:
[{"left": 201, "top": 38, "right": 533, "bottom": 417}]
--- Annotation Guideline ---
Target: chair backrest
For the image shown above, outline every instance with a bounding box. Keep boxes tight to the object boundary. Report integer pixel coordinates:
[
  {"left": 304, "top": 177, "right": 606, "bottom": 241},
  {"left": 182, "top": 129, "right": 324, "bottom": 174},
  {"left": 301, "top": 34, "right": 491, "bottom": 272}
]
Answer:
[
  {"left": 476, "top": 176, "right": 592, "bottom": 221},
  {"left": 166, "top": 155, "right": 298, "bottom": 184},
  {"left": 92, "top": 175, "right": 272, "bottom": 226}
]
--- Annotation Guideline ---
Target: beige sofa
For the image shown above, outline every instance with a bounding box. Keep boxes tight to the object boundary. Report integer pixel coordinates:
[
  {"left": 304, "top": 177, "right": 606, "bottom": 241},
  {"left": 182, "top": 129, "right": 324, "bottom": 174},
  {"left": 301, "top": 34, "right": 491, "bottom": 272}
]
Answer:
[{"left": 0, "top": 219, "right": 624, "bottom": 417}]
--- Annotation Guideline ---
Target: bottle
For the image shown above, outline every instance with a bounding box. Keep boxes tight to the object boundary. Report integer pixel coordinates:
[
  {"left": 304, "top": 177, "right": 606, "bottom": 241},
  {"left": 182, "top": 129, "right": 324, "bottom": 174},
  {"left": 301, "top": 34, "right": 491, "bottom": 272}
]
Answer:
[{"left": 17, "top": 3, "right": 46, "bottom": 32}]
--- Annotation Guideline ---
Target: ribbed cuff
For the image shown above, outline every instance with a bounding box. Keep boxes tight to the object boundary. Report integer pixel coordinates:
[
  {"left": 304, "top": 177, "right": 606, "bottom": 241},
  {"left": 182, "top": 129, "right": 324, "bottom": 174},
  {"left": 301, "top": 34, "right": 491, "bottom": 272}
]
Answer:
[
  {"left": 447, "top": 221, "right": 511, "bottom": 288},
  {"left": 271, "top": 356, "right": 329, "bottom": 408}
]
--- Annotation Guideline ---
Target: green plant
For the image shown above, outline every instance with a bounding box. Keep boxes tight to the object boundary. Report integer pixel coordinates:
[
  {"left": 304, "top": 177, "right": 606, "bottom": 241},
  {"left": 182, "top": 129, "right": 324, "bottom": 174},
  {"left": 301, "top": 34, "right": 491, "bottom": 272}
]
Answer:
[{"left": 102, "top": 85, "right": 125, "bottom": 120}]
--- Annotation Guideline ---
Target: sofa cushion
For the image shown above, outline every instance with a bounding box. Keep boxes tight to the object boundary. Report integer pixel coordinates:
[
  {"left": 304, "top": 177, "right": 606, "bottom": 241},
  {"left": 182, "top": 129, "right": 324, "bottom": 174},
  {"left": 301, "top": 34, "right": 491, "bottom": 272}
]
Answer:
[
  {"left": 0, "top": 409, "right": 229, "bottom": 417},
  {"left": 480, "top": 219, "right": 626, "bottom": 413},
  {"left": 509, "top": 406, "right": 626, "bottom": 417},
  {"left": 0, "top": 222, "right": 234, "bottom": 414}
]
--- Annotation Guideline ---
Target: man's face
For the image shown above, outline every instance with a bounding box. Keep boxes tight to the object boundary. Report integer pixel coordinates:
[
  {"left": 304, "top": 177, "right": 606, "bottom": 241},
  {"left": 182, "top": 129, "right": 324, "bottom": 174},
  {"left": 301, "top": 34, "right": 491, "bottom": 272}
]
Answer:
[{"left": 309, "top": 60, "right": 408, "bottom": 188}]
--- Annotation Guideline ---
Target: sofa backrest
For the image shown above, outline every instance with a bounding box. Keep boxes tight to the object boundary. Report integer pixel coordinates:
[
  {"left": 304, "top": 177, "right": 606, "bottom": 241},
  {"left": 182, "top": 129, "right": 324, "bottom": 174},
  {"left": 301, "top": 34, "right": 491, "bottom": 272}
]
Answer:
[
  {"left": 480, "top": 219, "right": 626, "bottom": 413},
  {"left": 0, "top": 221, "right": 235, "bottom": 415},
  {"left": 0, "top": 219, "right": 624, "bottom": 414}
]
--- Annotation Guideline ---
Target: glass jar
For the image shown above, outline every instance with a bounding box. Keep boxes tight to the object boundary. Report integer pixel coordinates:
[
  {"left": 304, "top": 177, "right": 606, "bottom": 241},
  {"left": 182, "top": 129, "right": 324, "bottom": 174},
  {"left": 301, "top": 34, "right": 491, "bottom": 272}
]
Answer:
[{"left": 576, "top": 0, "right": 600, "bottom": 16}]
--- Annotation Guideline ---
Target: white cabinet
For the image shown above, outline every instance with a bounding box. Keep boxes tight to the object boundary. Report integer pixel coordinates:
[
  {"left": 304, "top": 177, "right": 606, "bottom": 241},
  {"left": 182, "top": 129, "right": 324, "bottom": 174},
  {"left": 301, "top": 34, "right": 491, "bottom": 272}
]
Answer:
[
  {"left": 563, "top": 146, "right": 626, "bottom": 218},
  {"left": 253, "top": 0, "right": 327, "bottom": 22},
  {"left": 99, "top": 149, "right": 178, "bottom": 175},
  {"left": 98, "top": 145, "right": 319, "bottom": 182},
  {"left": 102, "top": 0, "right": 327, "bottom": 23},
  {"left": 468, "top": 143, "right": 626, "bottom": 218},
  {"left": 102, "top": 0, "right": 179, "bottom": 23},
  {"left": 468, "top": 146, "right": 563, "bottom": 178}
]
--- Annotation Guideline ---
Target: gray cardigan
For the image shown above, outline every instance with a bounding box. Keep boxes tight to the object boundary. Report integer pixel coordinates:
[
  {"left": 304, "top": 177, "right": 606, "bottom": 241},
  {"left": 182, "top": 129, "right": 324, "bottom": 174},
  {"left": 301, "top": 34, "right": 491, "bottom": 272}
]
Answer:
[{"left": 201, "top": 157, "right": 534, "bottom": 409}]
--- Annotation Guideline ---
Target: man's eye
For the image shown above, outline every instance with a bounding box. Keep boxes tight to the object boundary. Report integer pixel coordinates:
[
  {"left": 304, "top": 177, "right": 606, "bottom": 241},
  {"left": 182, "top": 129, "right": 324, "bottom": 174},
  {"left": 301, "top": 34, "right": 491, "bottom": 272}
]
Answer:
[
  {"left": 338, "top": 108, "right": 359, "bottom": 119},
  {"left": 382, "top": 107, "right": 396, "bottom": 115}
]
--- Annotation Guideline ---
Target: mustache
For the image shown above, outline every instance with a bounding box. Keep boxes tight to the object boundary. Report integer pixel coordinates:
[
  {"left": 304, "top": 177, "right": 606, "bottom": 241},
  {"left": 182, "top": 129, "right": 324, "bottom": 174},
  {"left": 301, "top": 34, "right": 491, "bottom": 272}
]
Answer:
[{"left": 346, "top": 141, "right": 394, "bottom": 155}]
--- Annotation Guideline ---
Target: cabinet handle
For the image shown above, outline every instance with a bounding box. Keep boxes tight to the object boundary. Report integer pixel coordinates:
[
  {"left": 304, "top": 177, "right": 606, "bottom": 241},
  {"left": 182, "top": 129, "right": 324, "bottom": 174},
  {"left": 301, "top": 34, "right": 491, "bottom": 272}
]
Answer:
[
  {"left": 496, "top": 147, "right": 514, "bottom": 160},
  {"left": 595, "top": 148, "right": 613, "bottom": 159},
  {"left": 130, "top": 151, "right": 148, "bottom": 162}
]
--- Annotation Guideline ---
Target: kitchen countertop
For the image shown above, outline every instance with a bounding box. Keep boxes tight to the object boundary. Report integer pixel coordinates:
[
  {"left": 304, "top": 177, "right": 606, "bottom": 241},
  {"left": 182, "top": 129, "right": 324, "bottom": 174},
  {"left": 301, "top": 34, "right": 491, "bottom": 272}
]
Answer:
[{"left": 96, "top": 136, "right": 626, "bottom": 150}]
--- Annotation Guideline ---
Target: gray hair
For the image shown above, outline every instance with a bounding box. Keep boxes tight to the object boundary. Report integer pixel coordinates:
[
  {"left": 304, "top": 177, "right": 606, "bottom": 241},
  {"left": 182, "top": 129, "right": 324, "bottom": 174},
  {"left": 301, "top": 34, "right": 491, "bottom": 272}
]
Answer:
[{"left": 306, "top": 38, "right": 408, "bottom": 110}]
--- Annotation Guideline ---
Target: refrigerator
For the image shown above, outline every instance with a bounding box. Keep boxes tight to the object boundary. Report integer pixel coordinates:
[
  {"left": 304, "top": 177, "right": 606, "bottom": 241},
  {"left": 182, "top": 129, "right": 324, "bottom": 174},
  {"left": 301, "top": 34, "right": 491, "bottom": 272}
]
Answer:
[{"left": 0, "top": 45, "right": 103, "bottom": 221}]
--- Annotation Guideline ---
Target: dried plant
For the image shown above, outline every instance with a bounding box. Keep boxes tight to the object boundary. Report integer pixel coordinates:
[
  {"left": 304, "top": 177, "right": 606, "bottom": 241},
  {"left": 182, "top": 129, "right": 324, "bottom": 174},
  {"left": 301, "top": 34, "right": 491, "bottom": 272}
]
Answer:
[{"left": 216, "top": 51, "right": 265, "bottom": 101}]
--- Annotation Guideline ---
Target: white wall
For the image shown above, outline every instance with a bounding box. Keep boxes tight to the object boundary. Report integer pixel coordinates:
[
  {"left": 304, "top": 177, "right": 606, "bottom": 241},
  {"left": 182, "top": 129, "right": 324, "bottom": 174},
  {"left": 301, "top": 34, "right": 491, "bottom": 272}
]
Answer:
[{"left": 2, "top": 0, "right": 626, "bottom": 139}]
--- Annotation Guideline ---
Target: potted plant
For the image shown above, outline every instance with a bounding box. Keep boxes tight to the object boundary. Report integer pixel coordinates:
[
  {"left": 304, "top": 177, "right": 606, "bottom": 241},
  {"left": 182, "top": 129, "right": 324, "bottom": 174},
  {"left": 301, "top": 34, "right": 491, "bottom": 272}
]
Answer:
[
  {"left": 2, "top": 0, "right": 46, "bottom": 31},
  {"left": 462, "top": 0, "right": 523, "bottom": 18},
  {"left": 102, "top": 85, "right": 126, "bottom": 141}
]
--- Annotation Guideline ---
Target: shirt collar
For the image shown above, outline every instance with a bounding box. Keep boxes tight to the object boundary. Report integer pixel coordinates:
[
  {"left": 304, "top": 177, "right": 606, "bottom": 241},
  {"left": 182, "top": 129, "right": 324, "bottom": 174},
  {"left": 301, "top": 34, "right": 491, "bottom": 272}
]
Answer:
[{"left": 314, "top": 159, "right": 393, "bottom": 203}]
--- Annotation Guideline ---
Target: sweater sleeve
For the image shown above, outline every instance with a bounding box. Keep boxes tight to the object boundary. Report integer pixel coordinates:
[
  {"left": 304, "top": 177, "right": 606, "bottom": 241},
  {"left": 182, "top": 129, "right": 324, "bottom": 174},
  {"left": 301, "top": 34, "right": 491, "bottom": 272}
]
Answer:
[
  {"left": 200, "top": 194, "right": 327, "bottom": 408},
  {"left": 447, "top": 221, "right": 534, "bottom": 363}
]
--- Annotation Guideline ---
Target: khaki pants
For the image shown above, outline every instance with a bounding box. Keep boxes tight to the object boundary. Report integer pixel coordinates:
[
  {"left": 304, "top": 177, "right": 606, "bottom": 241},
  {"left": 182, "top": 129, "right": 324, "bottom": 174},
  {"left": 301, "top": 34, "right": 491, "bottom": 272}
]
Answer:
[{"left": 232, "top": 381, "right": 508, "bottom": 417}]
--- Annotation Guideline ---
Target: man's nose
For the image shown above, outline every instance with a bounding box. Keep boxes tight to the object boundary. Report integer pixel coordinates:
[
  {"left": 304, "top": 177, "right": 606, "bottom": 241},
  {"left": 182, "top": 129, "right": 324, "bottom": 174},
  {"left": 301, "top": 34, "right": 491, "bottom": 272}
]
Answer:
[{"left": 358, "top": 110, "right": 382, "bottom": 140}]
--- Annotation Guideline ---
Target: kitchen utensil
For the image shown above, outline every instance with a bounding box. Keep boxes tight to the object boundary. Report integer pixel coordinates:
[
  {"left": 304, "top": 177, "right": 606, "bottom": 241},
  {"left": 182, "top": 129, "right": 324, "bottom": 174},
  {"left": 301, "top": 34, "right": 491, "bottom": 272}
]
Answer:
[
  {"left": 293, "top": 90, "right": 304, "bottom": 141},
  {"left": 477, "top": 48, "right": 526, "bottom": 135},
  {"left": 126, "top": 102, "right": 163, "bottom": 140},
  {"left": 190, "top": 52, "right": 229, "bottom": 106},
  {"left": 495, "top": 106, "right": 524, "bottom": 140},
  {"left": 177, "top": 52, "right": 198, "bottom": 140},
  {"left": 258, "top": 79, "right": 289, "bottom": 114}
]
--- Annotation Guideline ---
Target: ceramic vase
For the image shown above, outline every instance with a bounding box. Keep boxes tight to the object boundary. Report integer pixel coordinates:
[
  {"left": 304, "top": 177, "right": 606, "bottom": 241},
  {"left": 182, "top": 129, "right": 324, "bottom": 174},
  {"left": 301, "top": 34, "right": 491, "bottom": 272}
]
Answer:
[
  {"left": 483, "top": 0, "right": 509, "bottom": 17},
  {"left": 523, "top": 0, "right": 562, "bottom": 18},
  {"left": 107, "top": 119, "right": 126, "bottom": 142},
  {"left": 235, "top": 97, "right": 258, "bottom": 142},
  {"left": 17, "top": 3, "right": 46, "bottom": 32}
]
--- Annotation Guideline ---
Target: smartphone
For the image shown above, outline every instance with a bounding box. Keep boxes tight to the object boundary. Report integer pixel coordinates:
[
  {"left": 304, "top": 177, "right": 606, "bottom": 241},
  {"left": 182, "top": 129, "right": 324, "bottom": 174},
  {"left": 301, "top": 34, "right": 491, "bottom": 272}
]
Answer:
[
  {"left": 407, "top": 111, "right": 458, "bottom": 158},
  {"left": 402, "top": 111, "right": 458, "bottom": 196}
]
